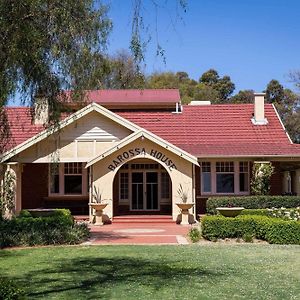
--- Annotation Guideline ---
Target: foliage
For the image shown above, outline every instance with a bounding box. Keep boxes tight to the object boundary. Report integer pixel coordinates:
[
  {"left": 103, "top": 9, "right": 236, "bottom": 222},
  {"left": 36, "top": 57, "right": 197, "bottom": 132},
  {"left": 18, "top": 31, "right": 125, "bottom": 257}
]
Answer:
[
  {"left": 267, "top": 207, "right": 300, "bottom": 221},
  {"left": 230, "top": 89, "right": 255, "bottom": 104},
  {"left": 0, "top": 168, "right": 16, "bottom": 217},
  {"left": 0, "top": 277, "right": 25, "bottom": 300},
  {"left": 0, "top": 0, "right": 112, "bottom": 122},
  {"left": 250, "top": 162, "right": 274, "bottom": 195},
  {"left": 206, "top": 195, "right": 300, "bottom": 215},
  {"left": 0, "top": 209, "right": 89, "bottom": 248},
  {"left": 199, "top": 69, "right": 235, "bottom": 102},
  {"left": 201, "top": 215, "right": 300, "bottom": 244},
  {"left": 188, "top": 227, "right": 201, "bottom": 243},
  {"left": 177, "top": 184, "right": 188, "bottom": 203},
  {"left": 240, "top": 209, "right": 269, "bottom": 216}
]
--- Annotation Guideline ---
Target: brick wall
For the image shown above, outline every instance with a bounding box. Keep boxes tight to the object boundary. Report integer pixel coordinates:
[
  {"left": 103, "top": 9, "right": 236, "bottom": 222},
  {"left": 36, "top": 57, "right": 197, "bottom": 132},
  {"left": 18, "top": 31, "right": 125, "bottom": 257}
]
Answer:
[
  {"left": 21, "top": 163, "right": 48, "bottom": 209},
  {"left": 270, "top": 162, "right": 283, "bottom": 195}
]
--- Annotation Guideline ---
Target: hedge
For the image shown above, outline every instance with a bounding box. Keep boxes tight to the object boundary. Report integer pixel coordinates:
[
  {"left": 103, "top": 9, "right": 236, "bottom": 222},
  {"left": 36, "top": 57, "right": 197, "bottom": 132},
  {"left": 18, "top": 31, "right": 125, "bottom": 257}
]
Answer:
[
  {"left": 201, "top": 215, "right": 300, "bottom": 244},
  {"left": 206, "top": 196, "right": 300, "bottom": 214},
  {"left": 0, "top": 209, "right": 90, "bottom": 248},
  {"left": 240, "top": 209, "right": 269, "bottom": 216}
]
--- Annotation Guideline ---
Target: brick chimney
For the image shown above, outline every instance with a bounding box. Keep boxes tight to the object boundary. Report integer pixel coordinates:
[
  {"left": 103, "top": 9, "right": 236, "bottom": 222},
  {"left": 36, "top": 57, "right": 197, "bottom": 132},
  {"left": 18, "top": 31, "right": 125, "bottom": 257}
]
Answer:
[
  {"left": 251, "top": 93, "right": 268, "bottom": 125},
  {"left": 34, "top": 96, "right": 49, "bottom": 125}
]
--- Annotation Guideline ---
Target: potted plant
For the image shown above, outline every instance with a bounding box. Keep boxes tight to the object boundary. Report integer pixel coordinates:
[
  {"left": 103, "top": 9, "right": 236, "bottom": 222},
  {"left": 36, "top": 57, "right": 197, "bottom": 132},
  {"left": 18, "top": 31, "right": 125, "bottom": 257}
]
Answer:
[
  {"left": 176, "top": 184, "right": 194, "bottom": 225},
  {"left": 89, "top": 187, "right": 108, "bottom": 225}
]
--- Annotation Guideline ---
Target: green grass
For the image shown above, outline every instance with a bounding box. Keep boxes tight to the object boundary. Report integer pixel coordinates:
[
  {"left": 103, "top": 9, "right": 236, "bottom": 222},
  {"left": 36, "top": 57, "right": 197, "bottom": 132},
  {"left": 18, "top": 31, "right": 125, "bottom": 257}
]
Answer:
[{"left": 1, "top": 245, "right": 300, "bottom": 299}]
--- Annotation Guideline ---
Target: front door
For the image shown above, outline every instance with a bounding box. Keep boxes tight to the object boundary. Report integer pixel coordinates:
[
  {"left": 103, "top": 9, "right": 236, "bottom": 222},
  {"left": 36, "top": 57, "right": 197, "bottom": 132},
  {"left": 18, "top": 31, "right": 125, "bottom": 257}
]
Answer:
[{"left": 131, "top": 171, "right": 159, "bottom": 211}]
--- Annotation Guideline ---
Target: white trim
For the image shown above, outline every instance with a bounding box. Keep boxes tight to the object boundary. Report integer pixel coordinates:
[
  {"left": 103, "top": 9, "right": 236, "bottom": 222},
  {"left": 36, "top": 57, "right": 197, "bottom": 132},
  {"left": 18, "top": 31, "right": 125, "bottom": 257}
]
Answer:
[
  {"left": 0, "top": 102, "right": 141, "bottom": 163},
  {"left": 86, "top": 130, "right": 199, "bottom": 168},
  {"left": 272, "top": 103, "right": 293, "bottom": 144}
]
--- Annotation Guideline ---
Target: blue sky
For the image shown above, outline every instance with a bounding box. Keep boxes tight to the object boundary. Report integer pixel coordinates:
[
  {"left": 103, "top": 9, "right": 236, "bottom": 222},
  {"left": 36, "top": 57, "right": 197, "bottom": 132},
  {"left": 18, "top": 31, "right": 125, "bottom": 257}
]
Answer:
[{"left": 105, "top": 0, "right": 300, "bottom": 93}]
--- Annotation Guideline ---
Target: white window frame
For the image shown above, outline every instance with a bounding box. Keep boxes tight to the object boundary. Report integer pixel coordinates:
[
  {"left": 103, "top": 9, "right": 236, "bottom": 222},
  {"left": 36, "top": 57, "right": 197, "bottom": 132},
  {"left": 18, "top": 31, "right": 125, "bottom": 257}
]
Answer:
[
  {"left": 200, "top": 161, "right": 250, "bottom": 196},
  {"left": 48, "top": 163, "right": 88, "bottom": 196}
]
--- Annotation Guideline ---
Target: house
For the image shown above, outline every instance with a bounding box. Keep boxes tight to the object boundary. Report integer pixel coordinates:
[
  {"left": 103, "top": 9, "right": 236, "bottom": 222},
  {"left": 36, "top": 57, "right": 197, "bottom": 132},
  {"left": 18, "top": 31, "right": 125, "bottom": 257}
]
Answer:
[{"left": 1, "top": 89, "right": 300, "bottom": 221}]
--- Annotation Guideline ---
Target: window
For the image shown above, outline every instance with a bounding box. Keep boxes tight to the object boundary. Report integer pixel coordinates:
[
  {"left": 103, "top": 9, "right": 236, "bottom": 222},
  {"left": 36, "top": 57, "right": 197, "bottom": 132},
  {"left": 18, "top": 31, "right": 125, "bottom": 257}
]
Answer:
[
  {"left": 201, "top": 162, "right": 211, "bottom": 193},
  {"left": 161, "top": 172, "right": 170, "bottom": 199},
  {"left": 49, "top": 163, "right": 86, "bottom": 196},
  {"left": 120, "top": 172, "right": 129, "bottom": 200},
  {"left": 239, "top": 162, "right": 249, "bottom": 192},
  {"left": 216, "top": 162, "right": 234, "bottom": 193},
  {"left": 64, "top": 163, "right": 83, "bottom": 194}
]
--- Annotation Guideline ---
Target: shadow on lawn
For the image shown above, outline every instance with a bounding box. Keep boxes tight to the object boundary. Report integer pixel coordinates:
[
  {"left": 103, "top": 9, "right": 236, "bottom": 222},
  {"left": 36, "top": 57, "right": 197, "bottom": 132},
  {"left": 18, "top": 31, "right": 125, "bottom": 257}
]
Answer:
[{"left": 26, "top": 255, "right": 225, "bottom": 298}]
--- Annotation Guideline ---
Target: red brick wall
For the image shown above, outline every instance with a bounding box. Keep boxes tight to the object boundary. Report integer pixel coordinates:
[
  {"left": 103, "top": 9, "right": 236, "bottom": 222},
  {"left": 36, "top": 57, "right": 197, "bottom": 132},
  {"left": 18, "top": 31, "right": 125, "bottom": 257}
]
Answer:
[
  {"left": 21, "top": 163, "right": 48, "bottom": 209},
  {"left": 270, "top": 162, "right": 283, "bottom": 195}
]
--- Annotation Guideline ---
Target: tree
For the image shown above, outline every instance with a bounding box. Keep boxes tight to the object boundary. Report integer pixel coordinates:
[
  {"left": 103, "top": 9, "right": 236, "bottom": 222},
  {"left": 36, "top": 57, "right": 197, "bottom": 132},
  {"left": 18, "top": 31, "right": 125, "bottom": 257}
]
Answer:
[
  {"left": 146, "top": 72, "right": 197, "bottom": 104},
  {"left": 0, "top": 0, "right": 112, "bottom": 117},
  {"left": 100, "top": 51, "right": 146, "bottom": 89},
  {"left": 265, "top": 80, "right": 285, "bottom": 104},
  {"left": 199, "top": 69, "right": 235, "bottom": 102},
  {"left": 230, "top": 90, "right": 254, "bottom": 104}
]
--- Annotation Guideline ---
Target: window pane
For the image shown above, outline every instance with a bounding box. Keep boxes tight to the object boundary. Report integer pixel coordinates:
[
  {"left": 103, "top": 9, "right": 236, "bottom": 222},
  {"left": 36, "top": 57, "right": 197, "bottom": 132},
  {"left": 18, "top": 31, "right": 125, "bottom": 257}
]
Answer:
[
  {"left": 161, "top": 172, "right": 170, "bottom": 198},
  {"left": 65, "top": 175, "right": 82, "bottom": 194},
  {"left": 239, "top": 173, "right": 249, "bottom": 192},
  {"left": 202, "top": 173, "right": 211, "bottom": 193},
  {"left": 217, "top": 174, "right": 234, "bottom": 193},
  {"left": 120, "top": 173, "right": 129, "bottom": 200}
]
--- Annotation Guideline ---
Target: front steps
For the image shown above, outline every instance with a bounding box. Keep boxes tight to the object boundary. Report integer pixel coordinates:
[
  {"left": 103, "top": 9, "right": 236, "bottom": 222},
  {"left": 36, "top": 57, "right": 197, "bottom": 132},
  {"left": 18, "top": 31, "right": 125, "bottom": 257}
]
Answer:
[{"left": 113, "top": 215, "right": 174, "bottom": 224}]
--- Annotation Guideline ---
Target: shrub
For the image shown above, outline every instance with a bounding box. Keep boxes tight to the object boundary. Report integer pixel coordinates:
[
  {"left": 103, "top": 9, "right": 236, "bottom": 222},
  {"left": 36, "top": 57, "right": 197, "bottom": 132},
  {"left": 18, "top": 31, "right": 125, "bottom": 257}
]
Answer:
[
  {"left": 0, "top": 277, "right": 25, "bottom": 299},
  {"left": 188, "top": 227, "right": 201, "bottom": 243},
  {"left": 267, "top": 207, "right": 300, "bottom": 221},
  {"left": 206, "top": 196, "right": 300, "bottom": 215},
  {"left": 241, "top": 209, "right": 269, "bottom": 216},
  {"left": 201, "top": 215, "right": 300, "bottom": 245},
  {"left": 0, "top": 209, "right": 89, "bottom": 248}
]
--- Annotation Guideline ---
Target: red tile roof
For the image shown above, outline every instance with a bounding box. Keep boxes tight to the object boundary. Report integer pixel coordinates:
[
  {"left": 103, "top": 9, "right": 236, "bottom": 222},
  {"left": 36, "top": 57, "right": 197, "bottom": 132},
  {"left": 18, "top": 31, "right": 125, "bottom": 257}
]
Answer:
[
  {"left": 117, "top": 104, "right": 300, "bottom": 157},
  {"left": 2, "top": 103, "right": 300, "bottom": 158},
  {"left": 64, "top": 89, "right": 180, "bottom": 105},
  {"left": 2, "top": 107, "right": 43, "bottom": 151}
]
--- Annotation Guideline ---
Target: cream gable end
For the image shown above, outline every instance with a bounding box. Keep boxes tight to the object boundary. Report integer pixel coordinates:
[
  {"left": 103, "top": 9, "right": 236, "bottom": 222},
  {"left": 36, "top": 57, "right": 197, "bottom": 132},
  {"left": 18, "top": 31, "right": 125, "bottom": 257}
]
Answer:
[{"left": 3, "top": 103, "right": 140, "bottom": 163}]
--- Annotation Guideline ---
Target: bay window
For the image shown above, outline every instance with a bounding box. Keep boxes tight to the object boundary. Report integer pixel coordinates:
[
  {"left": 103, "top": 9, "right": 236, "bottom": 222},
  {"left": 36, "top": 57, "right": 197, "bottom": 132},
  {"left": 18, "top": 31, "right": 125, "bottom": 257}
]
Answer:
[{"left": 200, "top": 161, "right": 250, "bottom": 195}]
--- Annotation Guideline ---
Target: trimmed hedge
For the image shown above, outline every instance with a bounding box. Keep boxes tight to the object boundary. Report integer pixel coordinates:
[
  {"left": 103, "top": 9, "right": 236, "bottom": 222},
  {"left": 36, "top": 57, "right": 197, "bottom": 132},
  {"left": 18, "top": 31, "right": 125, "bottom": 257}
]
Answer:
[
  {"left": 0, "top": 209, "right": 89, "bottom": 248},
  {"left": 206, "top": 196, "right": 300, "bottom": 214},
  {"left": 201, "top": 215, "right": 300, "bottom": 244},
  {"left": 240, "top": 209, "right": 269, "bottom": 216}
]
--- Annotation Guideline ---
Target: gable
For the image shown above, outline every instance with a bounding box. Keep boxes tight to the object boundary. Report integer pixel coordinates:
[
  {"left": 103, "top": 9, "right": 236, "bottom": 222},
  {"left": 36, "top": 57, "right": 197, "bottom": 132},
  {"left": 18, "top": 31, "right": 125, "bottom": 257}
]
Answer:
[{"left": 1, "top": 103, "right": 140, "bottom": 163}]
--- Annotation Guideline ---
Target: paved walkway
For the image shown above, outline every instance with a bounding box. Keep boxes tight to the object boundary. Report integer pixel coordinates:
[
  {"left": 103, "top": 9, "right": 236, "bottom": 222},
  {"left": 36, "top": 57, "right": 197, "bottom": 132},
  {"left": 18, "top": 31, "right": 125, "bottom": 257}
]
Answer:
[{"left": 84, "top": 221, "right": 191, "bottom": 245}]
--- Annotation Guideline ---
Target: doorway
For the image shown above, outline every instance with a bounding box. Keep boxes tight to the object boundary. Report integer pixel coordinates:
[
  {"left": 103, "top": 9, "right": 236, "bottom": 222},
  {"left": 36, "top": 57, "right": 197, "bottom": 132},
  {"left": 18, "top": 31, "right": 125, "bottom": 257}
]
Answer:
[{"left": 132, "top": 171, "right": 158, "bottom": 210}]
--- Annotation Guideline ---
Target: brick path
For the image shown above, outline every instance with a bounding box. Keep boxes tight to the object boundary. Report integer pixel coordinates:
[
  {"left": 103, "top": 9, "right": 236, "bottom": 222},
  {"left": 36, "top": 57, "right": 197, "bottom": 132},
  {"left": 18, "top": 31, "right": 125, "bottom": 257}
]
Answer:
[{"left": 82, "top": 216, "right": 192, "bottom": 245}]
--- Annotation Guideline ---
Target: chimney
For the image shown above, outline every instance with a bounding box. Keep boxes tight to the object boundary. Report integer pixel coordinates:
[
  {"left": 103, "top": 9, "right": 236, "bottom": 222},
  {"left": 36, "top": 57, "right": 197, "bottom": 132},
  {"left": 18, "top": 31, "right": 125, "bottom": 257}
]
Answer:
[
  {"left": 251, "top": 93, "right": 268, "bottom": 125},
  {"left": 34, "top": 96, "right": 49, "bottom": 125}
]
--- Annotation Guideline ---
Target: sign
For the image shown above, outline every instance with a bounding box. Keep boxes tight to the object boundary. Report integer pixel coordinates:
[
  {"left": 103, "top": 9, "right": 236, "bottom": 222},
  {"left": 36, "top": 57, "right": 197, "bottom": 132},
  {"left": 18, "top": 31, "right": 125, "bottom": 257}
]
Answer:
[{"left": 108, "top": 148, "right": 177, "bottom": 171}]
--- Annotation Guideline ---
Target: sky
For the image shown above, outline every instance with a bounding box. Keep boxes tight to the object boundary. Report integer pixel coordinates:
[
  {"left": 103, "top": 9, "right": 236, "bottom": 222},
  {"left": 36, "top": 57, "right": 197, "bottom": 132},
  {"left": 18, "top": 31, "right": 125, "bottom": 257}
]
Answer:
[{"left": 105, "top": 0, "right": 300, "bottom": 93}]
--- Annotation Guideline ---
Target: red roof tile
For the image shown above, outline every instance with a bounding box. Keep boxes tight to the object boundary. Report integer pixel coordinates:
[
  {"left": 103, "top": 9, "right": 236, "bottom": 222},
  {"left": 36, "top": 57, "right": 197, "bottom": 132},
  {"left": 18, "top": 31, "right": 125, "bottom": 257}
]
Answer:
[
  {"left": 2, "top": 103, "right": 300, "bottom": 158},
  {"left": 2, "top": 107, "right": 43, "bottom": 151},
  {"left": 64, "top": 89, "right": 180, "bottom": 105},
  {"left": 117, "top": 104, "right": 300, "bottom": 157}
]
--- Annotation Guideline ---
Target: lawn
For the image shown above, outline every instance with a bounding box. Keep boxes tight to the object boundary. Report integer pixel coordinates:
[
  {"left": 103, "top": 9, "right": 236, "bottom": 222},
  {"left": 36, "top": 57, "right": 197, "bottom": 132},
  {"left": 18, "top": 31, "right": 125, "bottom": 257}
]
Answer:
[{"left": 1, "top": 245, "right": 300, "bottom": 299}]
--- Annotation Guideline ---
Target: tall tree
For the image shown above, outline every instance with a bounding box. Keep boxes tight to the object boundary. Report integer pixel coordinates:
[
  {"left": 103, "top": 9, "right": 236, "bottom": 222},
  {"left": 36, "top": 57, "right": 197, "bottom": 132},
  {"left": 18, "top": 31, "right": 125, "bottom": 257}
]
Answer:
[
  {"left": 199, "top": 69, "right": 235, "bottom": 102},
  {"left": 0, "top": 0, "right": 112, "bottom": 108},
  {"left": 230, "top": 90, "right": 254, "bottom": 104}
]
